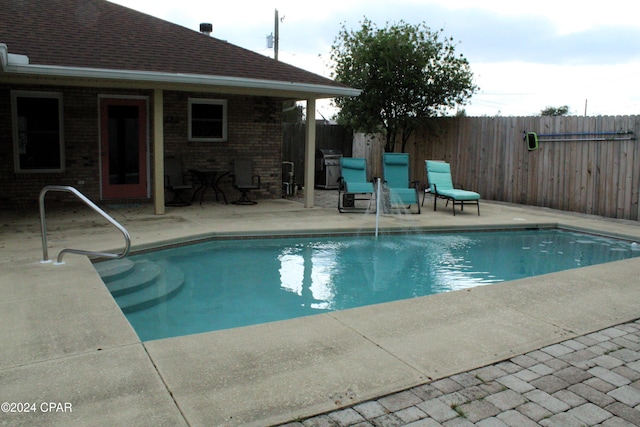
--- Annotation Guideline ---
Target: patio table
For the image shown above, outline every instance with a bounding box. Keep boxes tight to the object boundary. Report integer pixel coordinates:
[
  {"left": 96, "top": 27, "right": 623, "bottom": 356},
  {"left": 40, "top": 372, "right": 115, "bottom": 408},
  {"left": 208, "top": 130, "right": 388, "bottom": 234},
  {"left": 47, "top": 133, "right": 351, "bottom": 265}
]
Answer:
[{"left": 188, "top": 169, "right": 229, "bottom": 205}]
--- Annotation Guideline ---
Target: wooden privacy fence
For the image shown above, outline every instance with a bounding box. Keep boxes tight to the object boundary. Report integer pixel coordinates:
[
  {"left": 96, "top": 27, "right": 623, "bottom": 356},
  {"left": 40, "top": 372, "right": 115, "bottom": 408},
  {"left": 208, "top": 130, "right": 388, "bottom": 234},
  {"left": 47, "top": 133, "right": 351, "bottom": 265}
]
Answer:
[
  {"left": 356, "top": 115, "right": 640, "bottom": 221},
  {"left": 282, "top": 123, "right": 353, "bottom": 188}
]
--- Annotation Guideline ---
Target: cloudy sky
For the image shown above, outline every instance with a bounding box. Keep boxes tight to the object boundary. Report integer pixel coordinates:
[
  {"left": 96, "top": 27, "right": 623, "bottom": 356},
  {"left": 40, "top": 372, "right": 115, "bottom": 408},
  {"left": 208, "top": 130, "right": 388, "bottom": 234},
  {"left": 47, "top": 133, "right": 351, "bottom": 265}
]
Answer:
[{"left": 111, "top": 0, "right": 640, "bottom": 118}]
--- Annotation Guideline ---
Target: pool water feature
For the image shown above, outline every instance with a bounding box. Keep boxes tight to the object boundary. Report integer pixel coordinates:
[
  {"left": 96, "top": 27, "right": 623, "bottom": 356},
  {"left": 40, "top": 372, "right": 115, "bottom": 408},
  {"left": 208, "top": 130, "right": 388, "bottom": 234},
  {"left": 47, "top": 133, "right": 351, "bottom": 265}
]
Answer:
[{"left": 96, "top": 229, "right": 640, "bottom": 341}]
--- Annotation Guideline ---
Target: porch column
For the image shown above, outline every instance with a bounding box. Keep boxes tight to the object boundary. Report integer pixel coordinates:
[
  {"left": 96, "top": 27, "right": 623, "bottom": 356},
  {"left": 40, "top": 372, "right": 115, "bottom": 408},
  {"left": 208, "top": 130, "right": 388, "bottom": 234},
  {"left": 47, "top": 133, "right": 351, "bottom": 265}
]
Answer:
[
  {"left": 303, "top": 98, "right": 316, "bottom": 208},
  {"left": 153, "top": 88, "right": 165, "bottom": 215}
]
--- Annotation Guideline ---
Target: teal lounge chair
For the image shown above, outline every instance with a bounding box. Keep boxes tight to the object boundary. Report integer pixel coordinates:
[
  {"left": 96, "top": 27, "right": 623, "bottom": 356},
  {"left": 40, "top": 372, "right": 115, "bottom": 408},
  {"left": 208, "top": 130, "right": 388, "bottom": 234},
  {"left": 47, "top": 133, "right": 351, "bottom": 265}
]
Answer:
[
  {"left": 426, "top": 160, "right": 480, "bottom": 215},
  {"left": 382, "top": 153, "right": 420, "bottom": 214},
  {"left": 338, "top": 157, "right": 375, "bottom": 213}
]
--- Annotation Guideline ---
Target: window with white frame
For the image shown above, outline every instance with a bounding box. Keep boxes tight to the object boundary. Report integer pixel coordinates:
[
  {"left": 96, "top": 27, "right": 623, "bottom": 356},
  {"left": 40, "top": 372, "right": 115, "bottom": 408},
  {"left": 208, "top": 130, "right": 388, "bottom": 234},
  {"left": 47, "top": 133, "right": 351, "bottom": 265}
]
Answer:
[
  {"left": 188, "top": 98, "right": 227, "bottom": 142},
  {"left": 11, "top": 91, "right": 64, "bottom": 172}
]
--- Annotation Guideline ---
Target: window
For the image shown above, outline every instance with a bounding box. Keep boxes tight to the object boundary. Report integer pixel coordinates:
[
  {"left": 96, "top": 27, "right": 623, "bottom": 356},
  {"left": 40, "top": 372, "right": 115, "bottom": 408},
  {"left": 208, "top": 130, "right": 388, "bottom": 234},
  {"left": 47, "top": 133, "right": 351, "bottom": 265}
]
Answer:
[
  {"left": 11, "top": 91, "right": 64, "bottom": 172},
  {"left": 188, "top": 98, "right": 227, "bottom": 142}
]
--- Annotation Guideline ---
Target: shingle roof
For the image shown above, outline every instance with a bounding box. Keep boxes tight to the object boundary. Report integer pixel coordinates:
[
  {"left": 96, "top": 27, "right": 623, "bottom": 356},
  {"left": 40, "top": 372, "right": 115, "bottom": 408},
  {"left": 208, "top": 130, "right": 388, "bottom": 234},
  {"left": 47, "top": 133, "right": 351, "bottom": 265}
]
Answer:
[{"left": 0, "top": 0, "right": 352, "bottom": 92}]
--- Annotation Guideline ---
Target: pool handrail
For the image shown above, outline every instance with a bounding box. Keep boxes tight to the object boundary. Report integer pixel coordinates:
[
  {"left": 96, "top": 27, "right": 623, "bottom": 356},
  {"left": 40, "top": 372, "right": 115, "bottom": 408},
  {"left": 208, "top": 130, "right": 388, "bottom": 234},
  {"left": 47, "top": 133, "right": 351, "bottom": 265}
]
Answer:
[{"left": 39, "top": 185, "right": 131, "bottom": 264}]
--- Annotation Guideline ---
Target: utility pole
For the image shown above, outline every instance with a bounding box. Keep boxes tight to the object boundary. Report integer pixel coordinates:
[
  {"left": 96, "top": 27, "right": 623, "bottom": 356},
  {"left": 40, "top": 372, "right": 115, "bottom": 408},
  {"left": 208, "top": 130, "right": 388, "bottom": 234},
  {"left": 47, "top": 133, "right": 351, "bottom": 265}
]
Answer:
[{"left": 274, "top": 9, "right": 279, "bottom": 61}]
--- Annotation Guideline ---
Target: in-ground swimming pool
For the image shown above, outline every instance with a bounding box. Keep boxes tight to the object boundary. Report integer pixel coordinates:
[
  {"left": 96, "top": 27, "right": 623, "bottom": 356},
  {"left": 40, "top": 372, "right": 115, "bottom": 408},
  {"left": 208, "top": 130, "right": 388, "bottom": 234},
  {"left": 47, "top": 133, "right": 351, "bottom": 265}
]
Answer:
[{"left": 97, "top": 229, "right": 640, "bottom": 341}]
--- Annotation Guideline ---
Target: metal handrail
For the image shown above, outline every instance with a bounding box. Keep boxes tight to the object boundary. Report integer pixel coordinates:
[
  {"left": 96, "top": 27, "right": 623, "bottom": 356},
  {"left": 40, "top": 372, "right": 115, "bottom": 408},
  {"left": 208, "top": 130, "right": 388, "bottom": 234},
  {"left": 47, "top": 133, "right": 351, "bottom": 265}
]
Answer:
[{"left": 39, "top": 185, "right": 131, "bottom": 264}]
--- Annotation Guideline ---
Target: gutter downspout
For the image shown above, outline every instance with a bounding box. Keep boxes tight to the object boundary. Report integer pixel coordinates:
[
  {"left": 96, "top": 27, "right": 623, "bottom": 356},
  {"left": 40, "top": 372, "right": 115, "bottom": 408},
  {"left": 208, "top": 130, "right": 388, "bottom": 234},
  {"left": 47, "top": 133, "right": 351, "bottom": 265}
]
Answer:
[
  {"left": 0, "top": 43, "right": 9, "bottom": 71},
  {"left": 0, "top": 44, "right": 30, "bottom": 71},
  {"left": 0, "top": 44, "right": 7, "bottom": 70}
]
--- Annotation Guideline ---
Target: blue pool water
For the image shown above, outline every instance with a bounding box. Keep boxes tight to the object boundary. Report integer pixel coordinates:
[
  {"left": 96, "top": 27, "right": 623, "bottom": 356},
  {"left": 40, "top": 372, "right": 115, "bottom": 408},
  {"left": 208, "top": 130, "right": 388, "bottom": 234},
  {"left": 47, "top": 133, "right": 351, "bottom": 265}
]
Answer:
[{"left": 106, "top": 229, "right": 640, "bottom": 341}]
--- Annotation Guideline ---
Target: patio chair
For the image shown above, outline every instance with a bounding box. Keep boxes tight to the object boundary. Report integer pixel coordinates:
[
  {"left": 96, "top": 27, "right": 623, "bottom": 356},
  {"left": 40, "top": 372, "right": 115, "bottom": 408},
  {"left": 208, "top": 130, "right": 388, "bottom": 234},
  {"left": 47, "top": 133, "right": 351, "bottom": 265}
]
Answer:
[
  {"left": 231, "top": 158, "right": 261, "bottom": 205},
  {"left": 425, "top": 160, "right": 480, "bottom": 216},
  {"left": 164, "top": 158, "right": 193, "bottom": 206},
  {"left": 382, "top": 153, "right": 420, "bottom": 214},
  {"left": 337, "top": 157, "right": 375, "bottom": 213}
]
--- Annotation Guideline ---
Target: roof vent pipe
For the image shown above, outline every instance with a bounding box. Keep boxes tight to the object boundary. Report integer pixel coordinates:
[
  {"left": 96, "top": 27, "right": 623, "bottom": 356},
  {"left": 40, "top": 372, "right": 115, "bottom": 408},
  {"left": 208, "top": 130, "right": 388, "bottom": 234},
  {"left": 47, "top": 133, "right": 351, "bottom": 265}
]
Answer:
[{"left": 199, "top": 23, "right": 212, "bottom": 36}]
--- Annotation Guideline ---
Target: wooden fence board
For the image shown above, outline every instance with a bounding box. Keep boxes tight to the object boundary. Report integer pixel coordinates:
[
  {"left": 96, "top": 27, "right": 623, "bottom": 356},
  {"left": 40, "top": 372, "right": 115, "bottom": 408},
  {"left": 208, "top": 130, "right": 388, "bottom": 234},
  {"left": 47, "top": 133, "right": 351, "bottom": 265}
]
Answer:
[
  {"left": 603, "top": 116, "right": 616, "bottom": 217},
  {"left": 577, "top": 117, "right": 589, "bottom": 213},
  {"left": 283, "top": 123, "right": 354, "bottom": 188},
  {"left": 397, "top": 115, "right": 639, "bottom": 220},
  {"left": 633, "top": 129, "right": 638, "bottom": 219},
  {"left": 285, "top": 115, "right": 639, "bottom": 221},
  {"left": 586, "top": 116, "right": 597, "bottom": 214}
]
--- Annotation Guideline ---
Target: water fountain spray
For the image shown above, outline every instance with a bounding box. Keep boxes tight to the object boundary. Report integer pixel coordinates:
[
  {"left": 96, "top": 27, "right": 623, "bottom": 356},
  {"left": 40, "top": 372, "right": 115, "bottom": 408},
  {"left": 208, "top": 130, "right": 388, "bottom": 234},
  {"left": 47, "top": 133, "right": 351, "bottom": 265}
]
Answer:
[{"left": 375, "top": 177, "right": 382, "bottom": 238}]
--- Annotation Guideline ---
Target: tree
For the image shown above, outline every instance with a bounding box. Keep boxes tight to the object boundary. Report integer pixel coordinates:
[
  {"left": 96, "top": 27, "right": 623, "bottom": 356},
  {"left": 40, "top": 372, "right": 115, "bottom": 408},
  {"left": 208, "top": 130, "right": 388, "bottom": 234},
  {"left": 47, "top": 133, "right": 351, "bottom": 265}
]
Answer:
[
  {"left": 330, "top": 18, "right": 478, "bottom": 152},
  {"left": 282, "top": 100, "right": 304, "bottom": 123},
  {"left": 540, "top": 105, "right": 570, "bottom": 116}
]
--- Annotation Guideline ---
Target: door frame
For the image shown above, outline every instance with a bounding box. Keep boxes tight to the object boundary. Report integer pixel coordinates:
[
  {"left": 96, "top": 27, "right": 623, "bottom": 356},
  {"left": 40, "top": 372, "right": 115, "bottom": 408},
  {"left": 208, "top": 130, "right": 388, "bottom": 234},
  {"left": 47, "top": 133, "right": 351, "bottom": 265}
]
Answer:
[{"left": 98, "top": 95, "right": 150, "bottom": 200}]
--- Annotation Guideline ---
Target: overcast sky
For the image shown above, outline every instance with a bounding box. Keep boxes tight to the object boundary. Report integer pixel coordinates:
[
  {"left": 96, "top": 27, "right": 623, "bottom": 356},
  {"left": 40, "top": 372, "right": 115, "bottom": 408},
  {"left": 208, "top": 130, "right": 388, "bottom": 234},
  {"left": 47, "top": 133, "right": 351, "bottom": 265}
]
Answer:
[{"left": 111, "top": 0, "right": 640, "bottom": 118}]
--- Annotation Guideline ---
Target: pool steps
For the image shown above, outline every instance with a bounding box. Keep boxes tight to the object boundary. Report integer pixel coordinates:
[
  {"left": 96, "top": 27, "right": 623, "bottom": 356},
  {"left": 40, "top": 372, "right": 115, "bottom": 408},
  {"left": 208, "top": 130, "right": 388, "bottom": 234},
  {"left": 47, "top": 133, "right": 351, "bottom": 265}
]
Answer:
[{"left": 94, "top": 258, "right": 185, "bottom": 313}]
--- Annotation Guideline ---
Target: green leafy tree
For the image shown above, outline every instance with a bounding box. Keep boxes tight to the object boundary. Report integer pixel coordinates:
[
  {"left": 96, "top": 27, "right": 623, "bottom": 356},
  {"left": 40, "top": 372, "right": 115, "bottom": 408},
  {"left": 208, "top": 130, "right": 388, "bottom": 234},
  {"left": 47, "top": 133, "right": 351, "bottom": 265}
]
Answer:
[
  {"left": 330, "top": 18, "right": 478, "bottom": 152},
  {"left": 540, "top": 105, "right": 570, "bottom": 116}
]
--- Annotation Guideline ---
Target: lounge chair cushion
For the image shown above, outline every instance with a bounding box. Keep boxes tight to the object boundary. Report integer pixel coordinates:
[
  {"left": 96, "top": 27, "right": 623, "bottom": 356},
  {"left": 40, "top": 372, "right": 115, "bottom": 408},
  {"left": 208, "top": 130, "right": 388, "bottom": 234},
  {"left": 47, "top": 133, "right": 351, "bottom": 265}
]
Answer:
[
  {"left": 384, "top": 156, "right": 409, "bottom": 166},
  {"left": 437, "top": 188, "right": 480, "bottom": 201},
  {"left": 388, "top": 187, "right": 419, "bottom": 205},
  {"left": 383, "top": 154, "right": 412, "bottom": 189},
  {"left": 345, "top": 182, "right": 374, "bottom": 193},
  {"left": 426, "top": 161, "right": 454, "bottom": 191},
  {"left": 340, "top": 158, "right": 374, "bottom": 194},
  {"left": 426, "top": 161, "right": 479, "bottom": 200},
  {"left": 383, "top": 153, "right": 420, "bottom": 211},
  {"left": 341, "top": 158, "right": 366, "bottom": 170},
  {"left": 338, "top": 157, "right": 375, "bottom": 213}
]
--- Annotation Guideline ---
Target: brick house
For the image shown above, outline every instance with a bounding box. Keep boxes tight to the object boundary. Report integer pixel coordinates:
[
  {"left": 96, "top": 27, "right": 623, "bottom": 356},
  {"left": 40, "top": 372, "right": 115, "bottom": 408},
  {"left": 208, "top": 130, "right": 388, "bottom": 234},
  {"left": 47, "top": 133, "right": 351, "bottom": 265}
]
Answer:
[{"left": 0, "top": 0, "right": 358, "bottom": 213}]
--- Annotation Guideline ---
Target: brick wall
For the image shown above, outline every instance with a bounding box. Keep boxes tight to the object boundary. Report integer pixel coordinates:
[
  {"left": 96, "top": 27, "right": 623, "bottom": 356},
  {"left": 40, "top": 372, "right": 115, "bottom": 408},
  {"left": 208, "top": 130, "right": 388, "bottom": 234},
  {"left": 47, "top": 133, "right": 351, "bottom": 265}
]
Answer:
[
  {"left": 163, "top": 91, "right": 284, "bottom": 201},
  {"left": 0, "top": 84, "right": 284, "bottom": 208}
]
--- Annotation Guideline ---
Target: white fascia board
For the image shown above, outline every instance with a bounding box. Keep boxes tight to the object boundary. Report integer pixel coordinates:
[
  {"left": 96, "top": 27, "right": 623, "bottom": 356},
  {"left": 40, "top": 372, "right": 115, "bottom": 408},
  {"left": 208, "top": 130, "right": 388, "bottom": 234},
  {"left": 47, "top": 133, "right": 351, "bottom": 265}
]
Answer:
[{"left": 2, "top": 62, "right": 362, "bottom": 98}]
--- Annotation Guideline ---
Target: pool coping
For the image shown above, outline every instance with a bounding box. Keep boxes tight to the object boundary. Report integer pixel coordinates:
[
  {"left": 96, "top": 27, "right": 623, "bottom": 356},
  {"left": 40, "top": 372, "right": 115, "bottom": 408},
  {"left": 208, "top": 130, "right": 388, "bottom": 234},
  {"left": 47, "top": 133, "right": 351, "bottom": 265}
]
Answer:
[
  {"left": 2, "top": 199, "right": 640, "bottom": 426},
  {"left": 116, "top": 221, "right": 638, "bottom": 255}
]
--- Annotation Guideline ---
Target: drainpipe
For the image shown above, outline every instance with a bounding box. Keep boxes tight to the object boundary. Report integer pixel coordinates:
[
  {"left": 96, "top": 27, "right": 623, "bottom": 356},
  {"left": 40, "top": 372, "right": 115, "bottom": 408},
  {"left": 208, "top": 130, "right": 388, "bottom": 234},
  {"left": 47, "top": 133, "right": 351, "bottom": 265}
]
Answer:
[
  {"left": 0, "top": 44, "right": 7, "bottom": 70},
  {"left": 0, "top": 44, "right": 29, "bottom": 71}
]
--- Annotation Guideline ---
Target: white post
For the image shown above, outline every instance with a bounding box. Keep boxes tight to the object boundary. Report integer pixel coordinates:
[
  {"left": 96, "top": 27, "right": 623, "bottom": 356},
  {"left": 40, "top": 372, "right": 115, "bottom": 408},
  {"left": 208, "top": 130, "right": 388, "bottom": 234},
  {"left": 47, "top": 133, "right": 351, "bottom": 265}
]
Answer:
[
  {"left": 153, "top": 89, "right": 165, "bottom": 215},
  {"left": 303, "top": 98, "right": 316, "bottom": 208}
]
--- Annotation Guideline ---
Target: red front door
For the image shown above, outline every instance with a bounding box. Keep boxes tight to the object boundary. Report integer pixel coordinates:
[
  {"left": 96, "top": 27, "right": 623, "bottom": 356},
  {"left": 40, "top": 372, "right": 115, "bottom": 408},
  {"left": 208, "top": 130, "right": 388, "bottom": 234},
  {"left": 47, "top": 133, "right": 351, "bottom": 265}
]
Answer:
[{"left": 100, "top": 98, "right": 148, "bottom": 199}]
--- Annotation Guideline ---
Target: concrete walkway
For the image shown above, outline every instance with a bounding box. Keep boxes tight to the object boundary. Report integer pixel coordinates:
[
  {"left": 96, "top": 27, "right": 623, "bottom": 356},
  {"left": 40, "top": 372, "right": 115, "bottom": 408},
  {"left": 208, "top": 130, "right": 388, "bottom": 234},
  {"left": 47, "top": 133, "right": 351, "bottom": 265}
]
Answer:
[
  {"left": 1, "top": 191, "right": 640, "bottom": 426},
  {"left": 281, "top": 320, "right": 640, "bottom": 427}
]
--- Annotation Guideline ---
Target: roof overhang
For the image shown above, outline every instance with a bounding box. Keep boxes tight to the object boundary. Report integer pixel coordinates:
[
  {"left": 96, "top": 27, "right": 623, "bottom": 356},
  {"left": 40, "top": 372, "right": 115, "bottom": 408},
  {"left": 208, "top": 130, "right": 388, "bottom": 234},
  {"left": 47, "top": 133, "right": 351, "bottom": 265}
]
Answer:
[{"left": 0, "top": 45, "right": 361, "bottom": 99}]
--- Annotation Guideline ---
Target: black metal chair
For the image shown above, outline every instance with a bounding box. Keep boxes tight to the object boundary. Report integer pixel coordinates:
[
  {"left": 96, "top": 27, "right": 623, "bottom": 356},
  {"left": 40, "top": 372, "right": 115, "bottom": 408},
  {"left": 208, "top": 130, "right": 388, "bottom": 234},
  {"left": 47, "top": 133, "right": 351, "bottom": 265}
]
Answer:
[
  {"left": 164, "top": 158, "right": 193, "bottom": 206},
  {"left": 230, "top": 158, "right": 261, "bottom": 205}
]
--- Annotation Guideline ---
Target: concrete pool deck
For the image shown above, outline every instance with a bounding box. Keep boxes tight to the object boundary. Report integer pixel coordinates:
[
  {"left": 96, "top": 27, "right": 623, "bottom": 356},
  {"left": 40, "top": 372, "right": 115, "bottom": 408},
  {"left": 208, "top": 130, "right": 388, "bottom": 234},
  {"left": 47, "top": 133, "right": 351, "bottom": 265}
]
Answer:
[{"left": 1, "top": 192, "right": 640, "bottom": 426}]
